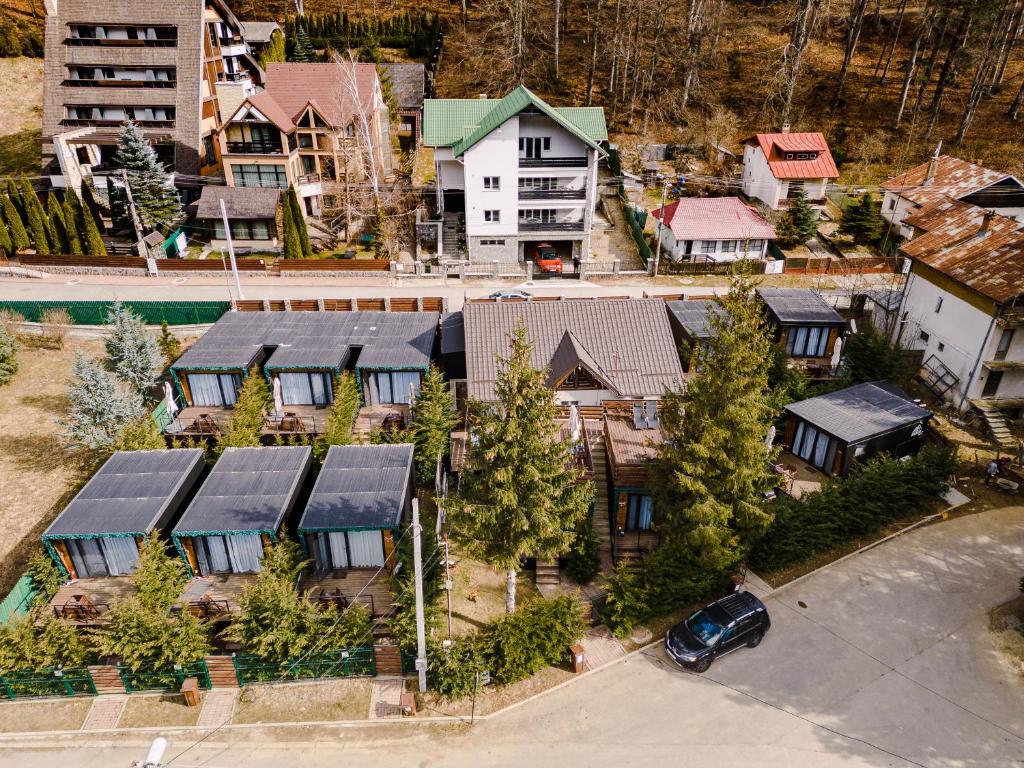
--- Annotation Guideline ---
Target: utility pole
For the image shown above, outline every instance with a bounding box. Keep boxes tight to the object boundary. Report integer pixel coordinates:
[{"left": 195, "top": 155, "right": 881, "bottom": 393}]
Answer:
[
  {"left": 444, "top": 536, "right": 452, "bottom": 638},
  {"left": 412, "top": 499, "right": 428, "bottom": 693},
  {"left": 651, "top": 178, "right": 669, "bottom": 279},
  {"left": 219, "top": 197, "right": 245, "bottom": 300},
  {"left": 120, "top": 170, "right": 144, "bottom": 250}
]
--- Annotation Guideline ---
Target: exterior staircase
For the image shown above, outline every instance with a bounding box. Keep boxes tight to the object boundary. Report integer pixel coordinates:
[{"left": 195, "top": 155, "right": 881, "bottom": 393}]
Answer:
[
  {"left": 88, "top": 665, "right": 126, "bottom": 695},
  {"left": 588, "top": 425, "right": 614, "bottom": 572},
  {"left": 441, "top": 216, "right": 463, "bottom": 259},
  {"left": 204, "top": 655, "right": 239, "bottom": 688},
  {"left": 535, "top": 561, "right": 561, "bottom": 585},
  {"left": 973, "top": 400, "right": 1018, "bottom": 450}
]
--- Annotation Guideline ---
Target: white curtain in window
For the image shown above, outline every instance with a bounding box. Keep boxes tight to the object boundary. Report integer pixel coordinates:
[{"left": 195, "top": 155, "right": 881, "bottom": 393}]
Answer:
[
  {"left": 328, "top": 532, "right": 349, "bottom": 569},
  {"left": 793, "top": 421, "right": 805, "bottom": 456},
  {"left": 806, "top": 327, "right": 822, "bottom": 357},
  {"left": 790, "top": 327, "right": 809, "bottom": 356},
  {"left": 200, "top": 536, "right": 230, "bottom": 574},
  {"left": 226, "top": 534, "right": 264, "bottom": 572},
  {"left": 797, "top": 424, "right": 818, "bottom": 462},
  {"left": 100, "top": 537, "right": 140, "bottom": 576},
  {"left": 374, "top": 373, "right": 393, "bottom": 404},
  {"left": 813, "top": 432, "right": 830, "bottom": 469},
  {"left": 346, "top": 531, "right": 384, "bottom": 567},
  {"left": 279, "top": 373, "right": 313, "bottom": 405},
  {"left": 392, "top": 372, "right": 420, "bottom": 404},
  {"left": 190, "top": 374, "right": 225, "bottom": 406},
  {"left": 638, "top": 496, "right": 653, "bottom": 529},
  {"left": 220, "top": 374, "right": 240, "bottom": 405},
  {"left": 311, "top": 373, "right": 331, "bottom": 405}
]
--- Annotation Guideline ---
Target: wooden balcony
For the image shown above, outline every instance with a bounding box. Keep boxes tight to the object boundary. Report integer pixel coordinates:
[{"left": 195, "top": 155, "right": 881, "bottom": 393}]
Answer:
[
  {"left": 176, "top": 573, "right": 259, "bottom": 617},
  {"left": 165, "top": 404, "right": 331, "bottom": 437},
  {"left": 48, "top": 577, "right": 136, "bottom": 625},
  {"left": 301, "top": 568, "right": 395, "bottom": 619}
]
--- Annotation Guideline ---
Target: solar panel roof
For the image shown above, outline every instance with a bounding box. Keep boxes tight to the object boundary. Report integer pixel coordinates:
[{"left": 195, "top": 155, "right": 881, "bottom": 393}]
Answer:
[
  {"left": 44, "top": 450, "right": 206, "bottom": 537},
  {"left": 173, "top": 446, "right": 312, "bottom": 535}
]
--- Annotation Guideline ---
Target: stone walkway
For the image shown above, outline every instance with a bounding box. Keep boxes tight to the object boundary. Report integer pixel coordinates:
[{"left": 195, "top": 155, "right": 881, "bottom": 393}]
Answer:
[
  {"left": 80, "top": 695, "right": 127, "bottom": 730},
  {"left": 579, "top": 626, "right": 626, "bottom": 671},
  {"left": 368, "top": 678, "right": 405, "bottom": 719},
  {"left": 197, "top": 689, "right": 237, "bottom": 728}
]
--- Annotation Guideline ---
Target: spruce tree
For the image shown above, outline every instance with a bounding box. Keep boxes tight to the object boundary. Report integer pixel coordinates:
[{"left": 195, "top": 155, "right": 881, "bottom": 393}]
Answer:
[
  {"left": 46, "top": 194, "right": 71, "bottom": 254},
  {"left": 20, "top": 179, "right": 50, "bottom": 256},
  {"left": 112, "top": 120, "right": 183, "bottom": 229},
  {"left": 838, "top": 192, "right": 884, "bottom": 246},
  {"left": 77, "top": 184, "right": 108, "bottom": 256},
  {"left": 1, "top": 195, "right": 29, "bottom": 251},
  {"left": 281, "top": 195, "right": 302, "bottom": 259},
  {"left": 105, "top": 301, "right": 161, "bottom": 395},
  {"left": 216, "top": 372, "right": 270, "bottom": 454},
  {"left": 290, "top": 25, "right": 315, "bottom": 62},
  {"left": 0, "top": 210, "right": 11, "bottom": 257},
  {"left": 447, "top": 324, "right": 592, "bottom": 613},
  {"left": 59, "top": 352, "right": 144, "bottom": 451},
  {"left": 785, "top": 187, "right": 818, "bottom": 245},
  {"left": 0, "top": 321, "right": 19, "bottom": 386},
  {"left": 156, "top": 321, "right": 182, "bottom": 365},
  {"left": 842, "top": 324, "right": 909, "bottom": 384},
  {"left": 287, "top": 188, "right": 311, "bottom": 257},
  {"left": 315, "top": 371, "right": 361, "bottom": 458},
  {"left": 409, "top": 365, "right": 457, "bottom": 486},
  {"left": 61, "top": 188, "right": 85, "bottom": 256},
  {"left": 6, "top": 179, "right": 24, "bottom": 221}
]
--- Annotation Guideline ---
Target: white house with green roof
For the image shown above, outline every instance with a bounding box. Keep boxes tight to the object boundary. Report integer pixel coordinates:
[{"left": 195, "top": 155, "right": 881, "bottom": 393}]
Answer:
[{"left": 422, "top": 86, "right": 607, "bottom": 266}]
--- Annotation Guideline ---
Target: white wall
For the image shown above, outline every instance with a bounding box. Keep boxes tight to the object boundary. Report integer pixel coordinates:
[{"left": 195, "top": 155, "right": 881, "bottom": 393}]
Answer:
[
  {"left": 741, "top": 145, "right": 782, "bottom": 208},
  {"left": 881, "top": 192, "right": 918, "bottom": 240},
  {"left": 554, "top": 388, "right": 617, "bottom": 407},
  {"left": 464, "top": 116, "right": 520, "bottom": 237},
  {"left": 518, "top": 115, "right": 587, "bottom": 157},
  {"left": 656, "top": 227, "right": 767, "bottom": 261}
]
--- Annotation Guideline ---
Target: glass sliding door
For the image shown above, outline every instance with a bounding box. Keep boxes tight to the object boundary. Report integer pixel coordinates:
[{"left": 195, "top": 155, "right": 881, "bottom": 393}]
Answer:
[
  {"left": 188, "top": 373, "right": 242, "bottom": 406},
  {"left": 277, "top": 371, "right": 334, "bottom": 406},
  {"left": 367, "top": 371, "right": 421, "bottom": 405}
]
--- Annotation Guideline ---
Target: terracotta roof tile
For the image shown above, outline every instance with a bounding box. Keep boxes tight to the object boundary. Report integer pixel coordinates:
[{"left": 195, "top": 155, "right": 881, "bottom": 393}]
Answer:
[
  {"left": 882, "top": 155, "right": 1011, "bottom": 209},
  {"left": 264, "top": 62, "right": 378, "bottom": 128},
  {"left": 742, "top": 132, "right": 839, "bottom": 180},
  {"left": 653, "top": 197, "right": 776, "bottom": 241}
]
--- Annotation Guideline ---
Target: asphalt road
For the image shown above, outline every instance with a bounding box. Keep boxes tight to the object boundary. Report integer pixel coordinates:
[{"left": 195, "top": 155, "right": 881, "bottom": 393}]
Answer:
[{"left": 4, "top": 505, "right": 1022, "bottom": 768}]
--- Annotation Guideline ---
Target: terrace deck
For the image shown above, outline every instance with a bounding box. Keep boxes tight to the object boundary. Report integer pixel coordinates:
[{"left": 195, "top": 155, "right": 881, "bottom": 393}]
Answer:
[
  {"left": 301, "top": 568, "right": 395, "bottom": 619},
  {"left": 176, "top": 573, "right": 260, "bottom": 618},
  {"left": 166, "top": 404, "right": 333, "bottom": 437},
  {"left": 48, "top": 577, "right": 136, "bottom": 625}
]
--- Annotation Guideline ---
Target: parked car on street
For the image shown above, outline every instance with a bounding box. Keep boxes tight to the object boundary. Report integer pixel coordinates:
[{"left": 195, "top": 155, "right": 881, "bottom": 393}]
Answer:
[
  {"left": 534, "top": 243, "right": 563, "bottom": 274},
  {"left": 488, "top": 290, "right": 532, "bottom": 300},
  {"left": 665, "top": 591, "right": 770, "bottom": 673}
]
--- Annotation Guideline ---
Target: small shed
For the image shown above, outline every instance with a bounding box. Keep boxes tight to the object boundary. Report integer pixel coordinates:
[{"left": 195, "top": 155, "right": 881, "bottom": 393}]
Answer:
[
  {"left": 43, "top": 450, "right": 206, "bottom": 579},
  {"left": 196, "top": 186, "right": 281, "bottom": 252},
  {"left": 665, "top": 299, "right": 726, "bottom": 370},
  {"left": 757, "top": 287, "right": 846, "bottom": 362},
  {"left": 172, "top": 446, "right": 313, "bottom": 576},
  {"left": 298, "top": 444, "right": 414, "bottom": 572},
  {"left": 783, "top": 381, "right": 932, "bottom": 476}
]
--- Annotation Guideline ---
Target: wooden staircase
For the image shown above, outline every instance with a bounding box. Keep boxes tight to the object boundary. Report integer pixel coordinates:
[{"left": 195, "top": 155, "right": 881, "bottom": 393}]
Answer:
[
  {"left": 373, "top": 644, "right": 404, "bottom": 676},
  {"left": 588, "top": 426, "right": 614, "bottom": 571},
  {"left": 974, "top": 401, "right": 1018, "bottom": 450},
  {"left": 88, "top": 665, "right": 125, "bottom": 695},
  {"left": 205, "top": 656, "right": 239, "bottom": 688},
  {"left": 535, "top": 561, "right": 561, "bottom": 585}
]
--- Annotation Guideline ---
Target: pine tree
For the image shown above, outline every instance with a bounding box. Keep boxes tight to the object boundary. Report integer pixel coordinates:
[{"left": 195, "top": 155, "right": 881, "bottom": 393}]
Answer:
[
  {"left": 286, "top": 188, "right": 311, "bottom": 257},
  {"left": 258, "top": 29, "right": 287, "bottom": 67},
  {"left": 113, "top": 416, "right": 166, "bottom": 452},
  {"left": 838, "top": 192, "right": 884, "bottom": 245},
  {"left": 447, "top": 324, "right": 592, "bottom": 613},
  {"left": 59, "top": 352, "right": 144, "bottom": 451},
  {"left": 61, "top": 188, "right": 85, "bottom": 256},
  {"left": 46, "top": 194, "right": 71, "bottom": 254},
  {"left": 0, "top": 210, "right": 11, "bottom": 257},
  {"left": 281, "top": 195, "right": 302, "bottom": 259},
  {"left": 785, "top": 187, "right": 818, "bottom": 245},
  {"left": 157, "top": 321, "right": 182, "bottom": 365},
  {"left": 77, "top": 184, "right": 108, "bottom": 256},
  {"left": 841, "top": 323, "right": 909, "bottom": 384},
  {"left": 112, "top": 120, "right": 183, "bottom": 230},
  {"left": 650, "top": 270, "right": 777, "bottom": 575},
  {"left": 1, "top": 195, "right": 30, "bottom": 251},
  {"left": 315, "top": 371, "right": 361, "bottom": 458},
  {"left": 409, "top": 365, "right": 457, "bottom": 486},
  {"left": 20, "top": 179, "right": 50, "bottom": 255},
  {"left": 105, "top": 302, "right": 161, "bottom": 396},
  {"left": 0, "top": 321, "right": 19, "bottom": 386},
  {"left": 290, "top": 25, "right": 315, "bottom": 62},
  {"left": 216, "top": 371, "right": 270, "bottom": 454},
  {"left": 6, "top": 179, "right": 24, "bottom": 221}
]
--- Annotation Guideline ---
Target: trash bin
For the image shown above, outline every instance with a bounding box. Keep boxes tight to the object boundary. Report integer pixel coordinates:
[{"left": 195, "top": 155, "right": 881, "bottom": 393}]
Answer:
[
  {"left": 570, "top": 643, "right": 586, "bottom": 674},
  {"left": 180, "top": 677, "right": 200, "bottom": 707},
  {"left": 400, "top": 691, "right": 416, "bottom": 716}
]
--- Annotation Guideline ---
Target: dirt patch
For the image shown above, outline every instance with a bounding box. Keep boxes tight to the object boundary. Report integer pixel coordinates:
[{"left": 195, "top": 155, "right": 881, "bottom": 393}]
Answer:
[
  {"left": 447, "top": 555, "right": 541, "bottom": 637},
  {"left": 232, "top": 678, "right": 373, "bottom": 724},
  {"left": 0, "top": 339, "right": 103, "bottom": 594},
  {"left": 415, "top": 664, "right": 575, "bottom": 719},
  {"left": 117, "top": 693, "right": 201, "bottom": 728},
  {"left": 0, "top": 698, "right": 91, "bottom": 732},
  {"left": 990, "top": 595, "right": 1024, "bottom": 680},
  {"left": 0, "top": 57, "right": 43, "bottom": 175}
]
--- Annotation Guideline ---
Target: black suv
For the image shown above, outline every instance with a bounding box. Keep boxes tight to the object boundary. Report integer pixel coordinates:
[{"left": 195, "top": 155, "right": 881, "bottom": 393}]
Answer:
[{"left": 665, "top": 591, "right": 771, "bottom": 673}]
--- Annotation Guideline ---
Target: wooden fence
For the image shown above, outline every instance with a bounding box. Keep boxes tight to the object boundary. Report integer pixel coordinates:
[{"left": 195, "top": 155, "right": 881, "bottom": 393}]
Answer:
[
  {"left": 19, "top": 254, "right": 147, "bottom": 269},
  {"left": 784, "top": 255, "right": 903, "bottom": 275},
  {"left": 278, "top": 258, "right": 391, "bottom": 272},
  {"left": 233, "top": 296, "right": 446, "bottom": 312},
  {"left": 155, "top": 258, "right": 265, "bottom": 272}
]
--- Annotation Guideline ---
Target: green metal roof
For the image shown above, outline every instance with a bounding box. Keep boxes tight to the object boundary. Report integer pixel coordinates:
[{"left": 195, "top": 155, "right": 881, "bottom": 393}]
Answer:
[{"left": 423, "top": 86, "right": 608, "bottom": 158}]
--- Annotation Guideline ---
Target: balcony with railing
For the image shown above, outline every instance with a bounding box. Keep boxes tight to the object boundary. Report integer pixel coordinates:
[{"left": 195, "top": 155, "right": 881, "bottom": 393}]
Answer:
[
  {"left": 62, "top": 118, "right": 175, "bottom": 128},
  {"left": 63, "top": 78, "right": 176, "bottom": 89},
  {"left": 518, "top": 188, "right": 587, "bottom": 200},
  {"left": 519, "top": 219, "right": 586, "bottom": 232},
  {"left": 519, "top": 156, "right": 589, "bottom": 168},
  {"left": 225, "top": 140, "right": 284, "bottom": 155},
  {"left": 218, "top": 71, "right": 252, "bottom": 84}
]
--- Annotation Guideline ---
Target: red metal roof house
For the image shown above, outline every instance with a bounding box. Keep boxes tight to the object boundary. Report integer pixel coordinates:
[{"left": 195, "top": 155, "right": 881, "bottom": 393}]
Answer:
[{"left": 741, "top": 129, "right": 838, "bottom": 210}]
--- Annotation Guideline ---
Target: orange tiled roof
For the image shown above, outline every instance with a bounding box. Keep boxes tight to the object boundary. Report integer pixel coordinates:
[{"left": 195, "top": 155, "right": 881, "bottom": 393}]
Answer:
[
  {"left": 742, "top": 132, "right": 839, "bottom": 180},
  {"left": 882, "top": 156, "right": 1011, "bottom": 209}
]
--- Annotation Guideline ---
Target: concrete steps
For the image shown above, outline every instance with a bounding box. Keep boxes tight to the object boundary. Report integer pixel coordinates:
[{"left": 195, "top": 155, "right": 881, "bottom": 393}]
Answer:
[
  {"left": 974, "top": 401, "right": 1018, "bottom": 450},
  {"left": 535, "top": 561, "right": 561, "bottom": 585}
]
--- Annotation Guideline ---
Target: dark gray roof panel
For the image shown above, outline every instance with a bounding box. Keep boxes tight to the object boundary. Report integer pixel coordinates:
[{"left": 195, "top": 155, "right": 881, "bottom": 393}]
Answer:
[
  {"left": 173, "top": 446, "right": 312, "bottom": 535},
  {"left": 171, "top": 311, "right": 438, "bottom": 372},
  {"left": 757, "top": 288, "right": 846, "bottom": 325},
  {"left": 785, "top": 381, "right": 932, "bottom": 444},
  {"left": 666, "top": 300, "right": 726, "bottom": 340},
  {"left": 463, "top": 299, "right": 685, "bottom": 401},
  {"left": 196, "top": 186, "right": 280, "bottom": 220},
  {"left": 44, "top": 450, "right": 206, "bottom": 537},
  {"left": 299, "top": 444, "right": 413, "bottom": 531},
  {"left": 379, "top": 63, "right": 426, "bottom": 109},
  {"left": 440, "top": 312, "right": 465, "bottom": 355}
]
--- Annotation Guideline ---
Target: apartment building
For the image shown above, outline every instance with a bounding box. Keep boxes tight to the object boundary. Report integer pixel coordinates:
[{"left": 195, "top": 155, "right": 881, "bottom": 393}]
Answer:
[
  {"left": 217, "top": 62, "right": 393, "bottom": 217},
  {"left": 42, "top": 0, "right": 262, "bottom": 190},
  {"left": 422, "top": 86, "right": 607, "bottom": 265}
]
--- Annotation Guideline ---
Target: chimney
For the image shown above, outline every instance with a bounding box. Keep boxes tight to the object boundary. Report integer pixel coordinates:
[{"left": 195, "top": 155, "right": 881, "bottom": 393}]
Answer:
[
  {"left": 924, "top": 141, "right": 942, "bottom": 184},
  {"left": 478, "top": 93, "right": 488, "bottom": 100},
  {"left": 981, "top": 209, "right": 996, "bottom": 233},
  {"left": 780, "top": 123, "right": 791, "bottom": 134}
]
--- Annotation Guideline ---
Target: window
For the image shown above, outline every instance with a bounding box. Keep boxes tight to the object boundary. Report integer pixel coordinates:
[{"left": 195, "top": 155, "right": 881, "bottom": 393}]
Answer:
[
  {"left": 297, "top": 133, "right": 314, "bottom": 148},
  {"left": 483, "top": 210, "right": 500, "bottom": 223},
  {"left": 277, "top": 372, "right": 333, "bottom": 406},
  {"left": 791, "top": 420, "right": 838, "bottom": 473},
  {"left": 367, "top": 371, "right": 421, "bottom": 405},
  {"left": 480, "top": 239, "right": 506, "bottom": 246},
  {"left": 202, "top": 135, "right": 216, "bottom": 166},
  {"left": 188, "top": 373, "right": 242, "bottom": 407},
  {"left": 231, "top": 163, "right": 288, "bottom": 189},
  {"left": 748, "top": 239, "right": 763, "bottom": 251},
  {"left": 519, "top": 177, "right": 557, "bottom": 190},
  {"left": 918, "top": 331, "right": 930, "bottom": 344},
  {"left": 888, "top": 197, "right": 897, "bottom": 210},
  {"left": 995, "top": 328, "right": 1015, "bottom": 361},
  {"left": 721, "top": 240, "right": 738, "bottom": 253},
  {"left": 520, "top": 209, "right": 556, "bottom": 223},
  {"left": 624, "top": 494, "right": 653, "bottom": 531},
  {"left": 700, "top": 241, "right": 716, "bottom": 254},
  {"left": 213, "top": 220, "right": 271, "bottom": 240},
  {"left": 483, "top": 176, "right": 500, "bottom": 190},
  {"left": 934, "top": 296, "right": 943, "bottom": 313},
  {"left": 786, "top": 326, "right": 831, "bottom": 357}
]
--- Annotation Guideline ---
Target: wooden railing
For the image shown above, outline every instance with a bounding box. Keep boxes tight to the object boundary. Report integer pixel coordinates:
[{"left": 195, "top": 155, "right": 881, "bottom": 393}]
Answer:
[{"left": 278, "top": 258, "right": 390, "bottom": 271}]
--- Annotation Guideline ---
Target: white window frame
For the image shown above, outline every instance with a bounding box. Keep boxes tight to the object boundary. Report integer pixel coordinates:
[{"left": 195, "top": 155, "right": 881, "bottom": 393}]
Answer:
[
  {"left": 483, "top": 209, "right": 500, "bottom": 223},
  {"left": 483, "top": 176, "right": 500, "bottom": 190}
]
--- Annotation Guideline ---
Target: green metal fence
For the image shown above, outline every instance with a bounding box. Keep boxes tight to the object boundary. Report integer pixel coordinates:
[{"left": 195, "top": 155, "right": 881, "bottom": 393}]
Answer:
[
  {"left": 1, "top": 667, "right": 96, "bottom": 700},
  {"left": 118, "top": 660, "right": 211, "bottom": 693},
  {"left": 0, "top": 575, "right": 37, "bottom": 624},
  {"left": 233, "top": 648, "right": 377, "bottom": 686},
  {"left": 0, "top": 300, "right": 230, "bottom": 326}
]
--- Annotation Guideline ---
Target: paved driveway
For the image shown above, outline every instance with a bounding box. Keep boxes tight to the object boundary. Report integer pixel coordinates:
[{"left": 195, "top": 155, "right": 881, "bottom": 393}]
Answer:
[{"left": 4, "top": 506, "right": 1023, "bottom": 768}]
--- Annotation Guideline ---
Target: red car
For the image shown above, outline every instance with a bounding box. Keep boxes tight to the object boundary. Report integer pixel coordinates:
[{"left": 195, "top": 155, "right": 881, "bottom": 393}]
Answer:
[{"left": 534, "top": 243, "right": 563, "bottom": 273}]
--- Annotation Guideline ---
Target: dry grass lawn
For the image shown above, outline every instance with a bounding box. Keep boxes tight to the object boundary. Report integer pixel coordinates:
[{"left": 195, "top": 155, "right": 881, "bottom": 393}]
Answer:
[
  {"left": 990, "top": 594, "right": 1024, "bottom": 681},
  {"left": 232, "top": 678, "right": 373, "bottom": 724},
  {"left": 447, "top": 555, "right": 542, "bottom": 637},
  {"left": 0, "top": 338, "right": 102, "bottom": 594},
  {"left": 0, "top": 57, "right": 43, "bottom": 176},
  {"left": 118, "top": 693, "right": 202, "bottom": 728},
  {"left": 416, "top": 664, "right": 575, "bottom": 719},
  {"left": 0, "top": 698, "right": 91, "bottom": 732}
]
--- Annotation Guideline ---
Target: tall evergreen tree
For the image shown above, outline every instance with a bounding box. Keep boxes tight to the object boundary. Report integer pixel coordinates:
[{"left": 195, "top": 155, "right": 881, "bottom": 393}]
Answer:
[
  {"left": 59, "top": 352, "right": 144, "bottom": 451},
  {"left": 76, "top": 184, "right": 108, "bottom": 256},
  {"left": 838, "top": 192, "right": 884, "bottom": 245},
  {"left": 61, "top": 188, "right": 85, "bottom": 256},
  {"left": 286, "top": 188, "right": 312, "bottom": 257},
  {"left": 841, "top": 324, "right": 909, "bottom": 384},
  {"left": 20, "top": 179, "right": 50, "bottom": 255},
  {"left": 1, "top": 195, "right": 29, "bottom": 251},
  {"left": 216, "top": 372, "right": 270, "bottom": 454},
  {"left": 447, "top": 325, "right": 592, "bottom": 613},
  {"left": 290, "top": 25, "right": 316, "bottom": 62},
  {"left": 0, "top": 210, "right": 12, "bottom": 257},
  {"left": 80, "top": 179, "right": 106, "bottom": 230},
  {"left": 46, "top": 194, "right": 71, "bottom": 254},
  {"left": 112, "top": 120, "right": 183, "bottom": 230},
  {"left": 783, "top": 187, "right": 818, "bottom": 245},
  {"left": 6, "top": 179, "right": 24, "bottom": 221},
  {"left": 409, "top": 365, "right": 457, "bottom": 486},
  {"left": 315, "top": 371, "right": 361, "bottom": 458},
  {"left": 280, "top": 195, "right": 302, "bottom": 259},
  {"left": 0, "top": 322, "right": 19, "bottom": 386},
  {"left": 105, "top": 301, "right": 161, "bottom": 396}
]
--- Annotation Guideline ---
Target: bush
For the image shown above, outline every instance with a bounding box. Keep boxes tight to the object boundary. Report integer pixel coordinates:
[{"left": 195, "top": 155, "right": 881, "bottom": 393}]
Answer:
[
  {"left": 0, "top": 320, "right": 19, "bottom": 386},
  {"left": 26, "top": 551, "right": 65, "bottom": 606},
  {"left": 157, "top": 321, "right": 182, "bottom": 366},
  {"left": 482, "top": 595, "right": 586, "bottom": 685},
  {"left": 750, "top": 445, "right": 955, "bottom": 572},
  {"left": 565, "top": 521, "right": 601, "bottom": 585},
  {"left": 39, "top": 307, "right": 72, "bottom": 350},
  {"left": 603, "top": 563, "right": 650, "bottom": 637},
  {"left": 427, "top": 638, "right": 484, "bottom": 701}
]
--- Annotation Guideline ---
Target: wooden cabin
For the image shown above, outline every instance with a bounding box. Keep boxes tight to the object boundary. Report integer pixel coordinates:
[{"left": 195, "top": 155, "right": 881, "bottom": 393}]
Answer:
[
  {"left": 172, "top": 446, "right": 312, "bottom": 578},
  {"left": 604, "top": 402, "right": 666, "bottom": 564},
  {"left": 783, "top": 381, "right": 932, "bottom": 477},
  {"left": 757, "top": 288, "right": 846, "bottom": 377}
]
